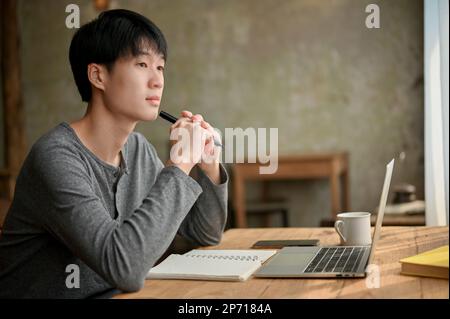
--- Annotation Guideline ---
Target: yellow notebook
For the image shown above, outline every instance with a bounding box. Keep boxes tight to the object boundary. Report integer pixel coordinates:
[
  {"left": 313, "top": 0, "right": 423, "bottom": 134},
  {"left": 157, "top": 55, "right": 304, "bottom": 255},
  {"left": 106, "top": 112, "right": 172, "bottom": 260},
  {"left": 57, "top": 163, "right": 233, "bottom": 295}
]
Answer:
[{"left": 400, "top": 245, "right": 449, "bottom": 279}]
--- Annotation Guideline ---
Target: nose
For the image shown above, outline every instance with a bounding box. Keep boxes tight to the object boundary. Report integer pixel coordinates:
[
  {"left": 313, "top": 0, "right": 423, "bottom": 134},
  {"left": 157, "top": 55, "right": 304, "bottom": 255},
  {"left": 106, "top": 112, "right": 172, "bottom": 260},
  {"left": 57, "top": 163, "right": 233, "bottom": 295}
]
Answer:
[{"left": 148, "top": 71, "right": 164, "bottom": 89}]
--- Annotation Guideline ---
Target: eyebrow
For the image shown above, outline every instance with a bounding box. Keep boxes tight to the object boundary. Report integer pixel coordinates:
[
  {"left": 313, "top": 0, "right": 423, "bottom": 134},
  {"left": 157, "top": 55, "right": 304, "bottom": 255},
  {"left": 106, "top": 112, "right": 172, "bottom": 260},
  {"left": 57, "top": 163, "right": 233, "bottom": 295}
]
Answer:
[{"left": 136, "top": 51, "right": 165, "bottom": 61}]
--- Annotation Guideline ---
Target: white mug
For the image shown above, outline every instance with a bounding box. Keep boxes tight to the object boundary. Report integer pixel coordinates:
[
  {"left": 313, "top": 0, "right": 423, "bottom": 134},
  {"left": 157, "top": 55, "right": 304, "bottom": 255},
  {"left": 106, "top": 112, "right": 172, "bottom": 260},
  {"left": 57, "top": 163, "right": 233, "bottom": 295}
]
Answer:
[{"left": 334, "top": 212, "right": 372, "bottom": 246}]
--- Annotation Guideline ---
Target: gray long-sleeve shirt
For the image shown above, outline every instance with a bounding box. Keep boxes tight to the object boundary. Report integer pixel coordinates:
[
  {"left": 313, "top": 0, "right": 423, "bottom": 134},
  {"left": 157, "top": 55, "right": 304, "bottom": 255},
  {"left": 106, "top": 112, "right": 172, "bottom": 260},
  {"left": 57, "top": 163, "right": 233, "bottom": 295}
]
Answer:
[{"left": 0, "top": 122, "right": 228, "bottom": 298}]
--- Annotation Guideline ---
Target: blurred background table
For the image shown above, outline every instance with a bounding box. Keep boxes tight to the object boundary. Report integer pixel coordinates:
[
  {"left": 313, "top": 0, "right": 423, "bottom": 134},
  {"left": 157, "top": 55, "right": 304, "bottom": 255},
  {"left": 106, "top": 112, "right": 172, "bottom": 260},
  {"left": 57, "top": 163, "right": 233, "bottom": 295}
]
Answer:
[{"left": 232, "top": 152, "right": 350, "bottom": 228}]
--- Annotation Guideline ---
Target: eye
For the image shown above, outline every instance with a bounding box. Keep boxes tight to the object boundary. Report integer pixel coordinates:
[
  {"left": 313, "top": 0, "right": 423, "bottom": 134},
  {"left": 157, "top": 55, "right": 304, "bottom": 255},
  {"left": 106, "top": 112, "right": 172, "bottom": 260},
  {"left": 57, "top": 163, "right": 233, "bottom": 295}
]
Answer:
[
  {"left": 137, "top": 62, "right": 147, "bottom": 68},
  {"left": 158, "top": 65, "right": 165, "bottom": 72}
]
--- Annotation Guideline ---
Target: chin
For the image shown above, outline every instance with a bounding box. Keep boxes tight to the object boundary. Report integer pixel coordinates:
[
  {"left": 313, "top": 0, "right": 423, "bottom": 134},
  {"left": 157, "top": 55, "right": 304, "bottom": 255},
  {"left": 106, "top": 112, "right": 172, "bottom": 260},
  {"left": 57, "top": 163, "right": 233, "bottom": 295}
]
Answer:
[
  {"left": 131, "top": 103, "right": 160, "bottom": 122},
  {"left": 140, "top": 110, "right": 159, "bottom": 122}
]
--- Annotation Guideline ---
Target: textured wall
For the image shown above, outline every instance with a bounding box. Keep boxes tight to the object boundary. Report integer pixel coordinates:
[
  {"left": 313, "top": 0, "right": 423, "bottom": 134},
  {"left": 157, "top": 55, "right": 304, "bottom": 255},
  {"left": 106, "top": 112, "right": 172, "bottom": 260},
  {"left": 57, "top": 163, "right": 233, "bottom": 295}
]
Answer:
[{"left": 6, "top": 0, "right": 424, "bottom": 226}]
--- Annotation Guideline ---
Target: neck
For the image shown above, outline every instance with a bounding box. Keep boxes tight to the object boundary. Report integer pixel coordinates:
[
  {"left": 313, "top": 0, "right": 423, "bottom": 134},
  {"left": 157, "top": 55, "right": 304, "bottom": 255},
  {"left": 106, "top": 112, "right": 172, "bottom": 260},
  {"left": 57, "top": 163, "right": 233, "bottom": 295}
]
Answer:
[{"left": 70, "top": 95, "right": 137, "bottom": 167}]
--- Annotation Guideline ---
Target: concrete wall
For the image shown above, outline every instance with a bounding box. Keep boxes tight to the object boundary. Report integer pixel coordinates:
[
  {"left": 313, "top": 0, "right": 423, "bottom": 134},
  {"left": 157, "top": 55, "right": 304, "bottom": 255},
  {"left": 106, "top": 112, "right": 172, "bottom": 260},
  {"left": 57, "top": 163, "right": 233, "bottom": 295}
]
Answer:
[{"left": 2, "top": 0, "right": 424, "bottom": 226}]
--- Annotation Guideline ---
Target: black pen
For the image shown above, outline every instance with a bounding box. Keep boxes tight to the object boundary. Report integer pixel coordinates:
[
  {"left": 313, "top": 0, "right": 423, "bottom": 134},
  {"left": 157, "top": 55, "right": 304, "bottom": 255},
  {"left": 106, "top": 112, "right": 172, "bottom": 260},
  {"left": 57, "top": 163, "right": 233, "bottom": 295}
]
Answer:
[{"left": 159, "top": 110, "right": 223, "bottom": 148}]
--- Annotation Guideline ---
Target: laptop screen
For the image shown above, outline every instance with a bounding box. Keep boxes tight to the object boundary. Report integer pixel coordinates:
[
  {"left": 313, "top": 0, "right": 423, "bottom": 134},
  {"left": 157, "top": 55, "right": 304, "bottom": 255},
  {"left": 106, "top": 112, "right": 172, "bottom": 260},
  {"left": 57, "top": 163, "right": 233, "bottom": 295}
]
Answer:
[{"left": 367, "top": 159, "right": 395, "bottom": 265}]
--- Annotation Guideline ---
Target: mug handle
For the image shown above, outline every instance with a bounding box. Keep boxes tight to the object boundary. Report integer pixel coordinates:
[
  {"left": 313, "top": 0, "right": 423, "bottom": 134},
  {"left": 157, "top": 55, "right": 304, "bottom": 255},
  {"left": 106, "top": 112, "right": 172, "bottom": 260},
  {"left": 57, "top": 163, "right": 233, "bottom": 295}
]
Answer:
[{"left": 334, "top": 220, "right": 346, "bottom": 243}]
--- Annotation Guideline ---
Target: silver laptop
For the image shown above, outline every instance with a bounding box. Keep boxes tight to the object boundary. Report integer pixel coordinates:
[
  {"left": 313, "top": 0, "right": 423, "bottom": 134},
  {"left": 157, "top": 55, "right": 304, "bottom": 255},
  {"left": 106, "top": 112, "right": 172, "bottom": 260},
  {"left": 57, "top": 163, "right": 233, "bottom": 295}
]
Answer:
[{"left": 254, "top": 159, "right": 394, "bottom": 278}]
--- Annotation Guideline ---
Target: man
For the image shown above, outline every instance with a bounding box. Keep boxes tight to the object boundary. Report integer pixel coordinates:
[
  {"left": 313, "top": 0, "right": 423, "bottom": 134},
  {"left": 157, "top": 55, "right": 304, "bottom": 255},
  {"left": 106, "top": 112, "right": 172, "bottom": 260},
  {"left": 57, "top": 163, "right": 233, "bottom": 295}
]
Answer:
[{"left": 0, "top": 9, "right": 228, "bottom": 298}]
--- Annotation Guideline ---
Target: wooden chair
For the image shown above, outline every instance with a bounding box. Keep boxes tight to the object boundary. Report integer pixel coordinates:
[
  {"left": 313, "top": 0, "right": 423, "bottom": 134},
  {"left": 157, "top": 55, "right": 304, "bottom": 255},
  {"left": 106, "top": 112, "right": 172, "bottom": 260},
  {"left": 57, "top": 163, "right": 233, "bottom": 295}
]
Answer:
[
  {"left": 231, "top": 153, "right": 350, "bottom": 228},
  {"left": 246, "top": 199, "right": 289, "bottom": 227},
  {"left": 227, "top": 197, "right": 290, "bottom": 228},
  {"left": 231, "top": 162, "right": 291, "bottom": 227}
]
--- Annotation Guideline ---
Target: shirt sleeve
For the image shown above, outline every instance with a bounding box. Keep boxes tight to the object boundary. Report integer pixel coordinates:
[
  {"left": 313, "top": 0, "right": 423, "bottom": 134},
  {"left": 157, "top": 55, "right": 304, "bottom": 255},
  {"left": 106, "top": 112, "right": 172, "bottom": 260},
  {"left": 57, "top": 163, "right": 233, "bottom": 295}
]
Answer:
[
  {"left": 177, "top": 165, "right": 229, "bottom": 246},
  {"left": 144, "top": 140, "right": 229, "bottom": 247},
  {"left": 34, "top": 145, "right": 202, "bottom": 293}
]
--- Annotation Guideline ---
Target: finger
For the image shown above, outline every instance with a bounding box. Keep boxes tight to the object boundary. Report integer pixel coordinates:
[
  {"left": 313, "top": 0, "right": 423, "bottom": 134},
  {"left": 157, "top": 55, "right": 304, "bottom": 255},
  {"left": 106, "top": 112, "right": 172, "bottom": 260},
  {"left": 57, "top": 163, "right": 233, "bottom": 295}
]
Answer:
[
  {"left": 200, "top": 120, "right": 210, "bottom": 130},
  {"left": 201, "top": 128, "right": 209, "bottom": 145},
  {"left": 191, "top": 114, "right": 204, "bottom": 122},
  {"left": 201, "top": 125, "right": 214, "bottom": 141},
  {"left": 181, "top": 110, "right": 193, "bottom": 118},
  {"left": 202, "top": 122, "right": 220, "bottom": 142},
  {"left": 202, "top": 121, "right": 215, "bottom": 134},
  {"left": 171, "top": 116, "right": 190, "bottom": 130},
  {"left": 170, "top": 118, "right": 183, "bottom": 130},
  {"left": 200, "top": 120, "right": 214, "bottom": 136},
  {"left": 194, "top": 124, "right": 207, "bottom": 148},
  {"left": 205, "top": 136, "right": 220, "bottom": 157},
  {"left": 191, "top": 121, "right": 203, "bottom": 140},
  {"left": 204, "top": 140, "right": 214, "bottom": 156},
  {"left": 212, "top": 128, "right": 221, "bottom": 142}
]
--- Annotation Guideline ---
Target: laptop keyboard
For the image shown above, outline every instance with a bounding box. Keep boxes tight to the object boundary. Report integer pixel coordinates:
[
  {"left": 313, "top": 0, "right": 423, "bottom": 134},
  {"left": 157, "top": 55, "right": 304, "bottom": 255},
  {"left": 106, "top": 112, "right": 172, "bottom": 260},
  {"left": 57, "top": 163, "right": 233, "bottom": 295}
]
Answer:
[{"left": 304, "top": 247, "right": 369, "bottom": 273}]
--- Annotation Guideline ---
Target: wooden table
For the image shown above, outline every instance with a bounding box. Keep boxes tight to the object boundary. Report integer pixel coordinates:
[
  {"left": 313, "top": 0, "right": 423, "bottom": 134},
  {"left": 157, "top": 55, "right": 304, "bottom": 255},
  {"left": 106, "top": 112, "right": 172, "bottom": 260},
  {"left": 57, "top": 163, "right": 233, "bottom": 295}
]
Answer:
[
  {"left": 114, "top": 226, "right": 449, "bottom": 299},
  {"left": 232, "top": 153, "right": 350, "bottom": 227}
]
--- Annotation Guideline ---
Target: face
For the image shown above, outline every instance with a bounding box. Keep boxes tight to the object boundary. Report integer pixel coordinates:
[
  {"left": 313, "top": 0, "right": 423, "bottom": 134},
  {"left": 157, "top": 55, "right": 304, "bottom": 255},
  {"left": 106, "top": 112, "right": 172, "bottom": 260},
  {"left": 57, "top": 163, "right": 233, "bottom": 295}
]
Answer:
[{"left": 101, "top": 49, "right": 165, "bottom": 122}]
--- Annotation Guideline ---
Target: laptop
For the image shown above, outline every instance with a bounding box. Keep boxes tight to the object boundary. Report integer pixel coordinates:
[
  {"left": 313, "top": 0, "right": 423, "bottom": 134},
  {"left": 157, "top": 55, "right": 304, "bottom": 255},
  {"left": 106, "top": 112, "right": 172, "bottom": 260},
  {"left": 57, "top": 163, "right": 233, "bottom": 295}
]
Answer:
[{"left": 254, "top": 158, "right": 394, "bottom": 278}]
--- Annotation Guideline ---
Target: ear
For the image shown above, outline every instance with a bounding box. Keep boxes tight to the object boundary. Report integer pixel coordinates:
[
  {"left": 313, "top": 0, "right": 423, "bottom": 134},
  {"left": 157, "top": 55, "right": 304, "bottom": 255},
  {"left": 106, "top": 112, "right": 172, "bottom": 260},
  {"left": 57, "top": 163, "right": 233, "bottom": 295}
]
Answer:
[{"left": 87, "top": 63, "right": 108, "bottom": 92}]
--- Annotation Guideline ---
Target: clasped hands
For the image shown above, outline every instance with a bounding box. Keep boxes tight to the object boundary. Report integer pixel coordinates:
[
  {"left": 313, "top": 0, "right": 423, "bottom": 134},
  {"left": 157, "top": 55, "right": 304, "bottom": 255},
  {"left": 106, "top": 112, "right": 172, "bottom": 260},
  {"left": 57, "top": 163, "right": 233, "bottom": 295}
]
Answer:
[{"left": 166, "top": 110, "right": 221, "bottom": 183}]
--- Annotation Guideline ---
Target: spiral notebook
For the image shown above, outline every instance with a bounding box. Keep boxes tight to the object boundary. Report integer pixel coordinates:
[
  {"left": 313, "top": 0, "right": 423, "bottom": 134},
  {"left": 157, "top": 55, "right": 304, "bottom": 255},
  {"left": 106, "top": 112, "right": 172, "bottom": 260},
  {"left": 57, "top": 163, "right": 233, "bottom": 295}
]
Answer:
[{"left": 146, "top": 250, "right": 277, "bottom": 282}]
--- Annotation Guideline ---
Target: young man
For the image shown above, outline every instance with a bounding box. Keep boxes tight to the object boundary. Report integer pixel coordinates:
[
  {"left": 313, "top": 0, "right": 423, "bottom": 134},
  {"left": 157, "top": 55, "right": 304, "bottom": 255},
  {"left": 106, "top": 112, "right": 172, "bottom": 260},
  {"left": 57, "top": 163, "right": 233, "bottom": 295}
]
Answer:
[{"left": 0, "top": 9, "right": 228, "bottom": 298}]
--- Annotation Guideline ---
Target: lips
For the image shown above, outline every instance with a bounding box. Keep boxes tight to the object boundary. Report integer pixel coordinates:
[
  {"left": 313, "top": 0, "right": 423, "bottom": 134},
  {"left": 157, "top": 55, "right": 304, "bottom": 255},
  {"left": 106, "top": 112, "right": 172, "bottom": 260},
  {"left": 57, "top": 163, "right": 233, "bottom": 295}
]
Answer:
[{"left": 146, "top": 96, "right": 160, "bottom": 102}]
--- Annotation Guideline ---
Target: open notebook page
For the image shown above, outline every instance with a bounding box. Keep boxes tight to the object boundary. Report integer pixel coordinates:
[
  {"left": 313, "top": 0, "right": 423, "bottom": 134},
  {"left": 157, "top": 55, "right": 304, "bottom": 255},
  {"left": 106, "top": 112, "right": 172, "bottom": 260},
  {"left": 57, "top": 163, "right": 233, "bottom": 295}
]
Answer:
[{"left": 146, "top": 249, "right": 277, "bottom": 281}]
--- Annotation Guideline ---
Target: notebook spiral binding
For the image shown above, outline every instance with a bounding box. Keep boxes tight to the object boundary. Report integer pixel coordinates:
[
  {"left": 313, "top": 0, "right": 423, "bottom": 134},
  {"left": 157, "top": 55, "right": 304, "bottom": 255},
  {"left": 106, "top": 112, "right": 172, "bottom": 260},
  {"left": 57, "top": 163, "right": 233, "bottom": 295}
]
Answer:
[{"left": 186, "top": 254, "right": 260, "bottom": 261}]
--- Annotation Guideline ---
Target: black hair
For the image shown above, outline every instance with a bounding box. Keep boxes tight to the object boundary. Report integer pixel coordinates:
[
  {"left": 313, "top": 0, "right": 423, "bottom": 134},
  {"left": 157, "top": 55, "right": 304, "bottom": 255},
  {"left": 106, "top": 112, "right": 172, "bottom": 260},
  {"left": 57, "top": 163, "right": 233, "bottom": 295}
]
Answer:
[{"left": 69, "top": 9, "right": 167, "bottom": 102}]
